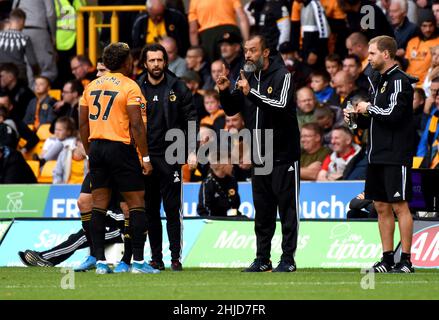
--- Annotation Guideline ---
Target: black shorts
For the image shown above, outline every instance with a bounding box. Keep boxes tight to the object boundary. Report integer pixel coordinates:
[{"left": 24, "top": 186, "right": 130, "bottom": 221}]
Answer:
[
  {"left": 365, "top": 164, "right": 412, "bottom": 203},
  {"left": 80, "top": 173, "right": 92, "bottom": 194},
  {"left": 88, "top": 140, "right": 144, "bottom": 192}
]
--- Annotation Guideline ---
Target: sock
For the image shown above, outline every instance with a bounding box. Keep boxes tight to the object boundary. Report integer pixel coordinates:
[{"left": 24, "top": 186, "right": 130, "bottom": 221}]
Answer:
[
  {"left": 382, "top": 251, "right": 394, "bottom": 265},
  {"left": 401, "top": 252, "right": 411, "bottom": 263},
  {"left": 121, "top": 217, "right": 133, "bottom": 264},
  {"left": 129, "top": 207, "right": 147, "bottom": 262},
  {"left": 90, "top": 208, "right": 107, "bottom": 261},
  {"left": 80, "top": 211, "right": 94, "bottom": 257}
]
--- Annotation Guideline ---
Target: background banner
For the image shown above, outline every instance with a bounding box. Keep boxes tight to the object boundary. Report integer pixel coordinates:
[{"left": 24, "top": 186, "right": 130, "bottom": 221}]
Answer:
[
  {"left": 0, "top": 219, "right": 410, "bottom": 269},
  {"left": 0, "top": 181, "right": 365, "bottom": 220}
]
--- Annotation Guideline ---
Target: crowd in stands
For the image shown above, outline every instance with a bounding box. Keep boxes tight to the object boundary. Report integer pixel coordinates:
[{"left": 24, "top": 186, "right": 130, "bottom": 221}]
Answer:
[{"left": 1, "top": 0, "right": 439, "bottom": 215}]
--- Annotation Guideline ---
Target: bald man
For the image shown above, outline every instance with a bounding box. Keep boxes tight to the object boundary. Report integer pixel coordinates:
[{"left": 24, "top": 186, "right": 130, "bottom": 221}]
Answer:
[
  {"left": 346, "top": 32, "right": 370, "bottom": 70},
  {"left": 160, "top": 36, "right": 187, "bottom": 77},
  {"left": 132, "top": 0, "right": 190, "bottom": 55}
]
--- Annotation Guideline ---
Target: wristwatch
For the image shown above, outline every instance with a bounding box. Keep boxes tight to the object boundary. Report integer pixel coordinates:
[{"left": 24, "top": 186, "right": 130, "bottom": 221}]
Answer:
[{"left": 143, "top": 156, "right": 150, "bottom": 163}]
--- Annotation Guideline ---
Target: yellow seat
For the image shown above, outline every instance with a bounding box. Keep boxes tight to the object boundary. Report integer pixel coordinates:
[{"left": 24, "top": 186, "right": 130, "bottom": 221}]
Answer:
[
  {"left": 38, "top": 160, "right": 57, "bottom": 183},
  {"left": 412, "top": 156, "right": 423, "bottom": 169},
  {"left": 36, "top": 124, "right": 53, "bottom": 141},
  {"left": 26, "top": 160, "right": 40, "bottom": 179},
  {"left": 49, "top": 89, "right": 61, "bottom": 101},
  {"left": 68, "top": 159, "right": 85, "bottom": 184}
]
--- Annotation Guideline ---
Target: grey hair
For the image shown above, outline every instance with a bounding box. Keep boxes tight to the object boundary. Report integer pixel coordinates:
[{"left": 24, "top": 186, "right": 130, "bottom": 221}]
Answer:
[
  {"left": 390, "top": 0, "right": 408, "bottom": 13},
  {"left": 146, "top": 0, "right": 166, "bottom": 9}
]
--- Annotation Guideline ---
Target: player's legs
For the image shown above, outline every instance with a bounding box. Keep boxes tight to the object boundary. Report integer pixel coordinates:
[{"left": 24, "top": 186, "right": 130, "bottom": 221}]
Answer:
[
  {"left": 121, "top": 190, "right": 147, "bottom": 263},
  {"left": 77, "top": 191, "right": 93, "bottom": 256},
  {"left": 375, "top": 201, "right": 395, "bottom": 252},
  {"left": 90, "top": 188, "right": 111, "bottom": 262}
]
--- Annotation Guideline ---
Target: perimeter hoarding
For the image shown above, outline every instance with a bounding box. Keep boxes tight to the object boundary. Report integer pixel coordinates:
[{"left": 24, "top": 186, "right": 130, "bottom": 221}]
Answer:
[
  {"left": 0, "top": 181, "right": 365, "bottom": 220},
  {"left": 0, "top": 219, "right": 406, "bottom": 268}
]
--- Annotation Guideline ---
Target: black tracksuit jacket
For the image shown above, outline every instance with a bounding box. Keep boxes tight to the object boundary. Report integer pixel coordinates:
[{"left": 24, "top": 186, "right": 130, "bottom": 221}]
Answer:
[
  {"left": 219, "top": 55, "right": 300, "bottom": 165},
  {"left": 358, "top": 64, "right": 417, "bottom": 167}
]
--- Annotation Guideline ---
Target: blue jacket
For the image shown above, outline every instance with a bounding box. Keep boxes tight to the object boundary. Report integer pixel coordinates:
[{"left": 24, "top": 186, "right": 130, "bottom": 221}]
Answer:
[{"left": 416, "top": 107, "right": 439, "bottom": 157}]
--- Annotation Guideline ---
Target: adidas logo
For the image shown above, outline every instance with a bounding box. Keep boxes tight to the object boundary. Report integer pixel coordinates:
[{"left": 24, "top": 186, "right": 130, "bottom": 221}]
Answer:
[
  {"left": 214, "top": 192, "right": 220, "bottom": 198},
  {"left": 174, "top": 171, "right": 180, "bottom": 183},
  {"left": 393, "top": 191, "right": 401, "bottom": 197},
  {"left": 288, "top": 166, "right": 294, "bottom": 172}
]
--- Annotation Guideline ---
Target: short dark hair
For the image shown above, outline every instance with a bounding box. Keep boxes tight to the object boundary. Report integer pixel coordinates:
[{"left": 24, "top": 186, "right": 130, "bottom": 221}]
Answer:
[
  {"left": 310, "top": 70, "right": 331, "bottom": 83},
  {"left": 301, "top": 122, "right": 324, "bottom": 137},
  {"left": 325, "top": 53, "right": 342, "bottom": 65},
  {"left": 65, "top": 79, "right": 84, "bottom": 96},
  {"left": 35, "top": 75, "right": 51, "bottom": 86},
  {"left": 187, "top": 46, "right": 204, "bottom": 59},
  {"left": 102, "top": 42, "right": 131, "bottom": 71},
  {"left": 369, "top": 36, "right": 397, "bottom": 59},
  {"left": 140, "top": 43, "right": 168, "bottom": 65},
  {"left": 247, "top": 34, "right": 268, "bottom": 51},
  {"left": 344, "top": 54, "right": 362, "bottom": 68},
  {"left": 204, "top": 89, "right": 220, "bottom": 101},
  {"left": 0, "top": 63, "right": 19, "bottom": 78},
  {"left": 414, "top": 88, "right": 426, "bottom": 100},
  {"left": 9, "top": 8, "right": 26, "bottom": 21},
  {"left": 71, "top": 54, "right": 93, "bottom": 67}
]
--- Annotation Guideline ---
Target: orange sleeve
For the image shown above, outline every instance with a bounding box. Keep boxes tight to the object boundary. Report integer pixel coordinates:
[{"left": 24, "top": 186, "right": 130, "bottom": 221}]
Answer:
[
  {"left": 79, "top": 88, "right": 88, "bottom": 106},
  {"left": 291, "top": 1, "right": 301, "bottom": 22},
  {"left": 126, "top": 82, "right": 146, "bottom": 106},
  {"left": 188, "top": 0, "right": 198, "bottom": 22},
  {"left": 232, "top": 0, "right": 242, "bottom": 10}
]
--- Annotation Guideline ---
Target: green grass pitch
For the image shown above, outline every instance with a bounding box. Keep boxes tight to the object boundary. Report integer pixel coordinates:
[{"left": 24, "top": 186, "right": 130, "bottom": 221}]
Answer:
[{"left": 1, "top": 267, "right": 438, "bottom": 300}]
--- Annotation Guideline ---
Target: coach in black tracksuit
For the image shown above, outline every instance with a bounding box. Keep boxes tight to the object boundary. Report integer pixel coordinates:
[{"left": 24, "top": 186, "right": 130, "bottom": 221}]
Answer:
[
  {"left": 353, "top": 36, "right": 416, "bottom": 274},
  {"left": 138, "top": 44, "right": 198, "bottom": 271},
  {"left": 217, "top": 34, "right": 301, "bottom": 272}
]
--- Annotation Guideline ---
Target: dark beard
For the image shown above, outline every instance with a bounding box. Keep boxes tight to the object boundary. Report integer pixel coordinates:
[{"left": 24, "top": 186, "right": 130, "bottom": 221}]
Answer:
[{"left": 148, "top": 68, "right": 164, "bottom": 80}]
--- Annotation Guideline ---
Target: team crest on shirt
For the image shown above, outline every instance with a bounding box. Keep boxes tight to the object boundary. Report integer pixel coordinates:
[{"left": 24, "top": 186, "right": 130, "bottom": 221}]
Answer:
[
  {"left": 169, "top": 24, "right": 175, "bottom": 31},
  {"left": 267, "top": 86, "right": 273, "bottom": 94},
  {"left": 41, "top": 103, "right": 48, "bottom": 111},
  {"left": 169, "top": 90, "right": 176, "bottom": 102}
]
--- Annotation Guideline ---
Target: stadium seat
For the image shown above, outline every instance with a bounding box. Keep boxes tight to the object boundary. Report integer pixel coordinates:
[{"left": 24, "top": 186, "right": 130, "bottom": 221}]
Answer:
[
  {"left": 36, "top": 124, "right": 53, "bottom": 141},
  {"left": 68, "top": 159, "right": 85, "bottom": 184},
  {"left": 38, "top": 160, "right": 57, "bottom": 183},
  {"left": 413, "top": 157, "right": 423, "bottom": 169},
  {"left": 48, "top": 89, "right": 61, "bottom": 101},
  {"left": 26, "top": 160, "right": 40, "bottom": 179}
]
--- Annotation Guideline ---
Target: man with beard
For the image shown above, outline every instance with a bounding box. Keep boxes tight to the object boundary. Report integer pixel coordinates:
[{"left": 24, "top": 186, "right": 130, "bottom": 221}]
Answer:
[
  {"left": 216, "top": 34, "right": 301, "bottom": 272},
  {"left": 350, "top": 36, "right": 416, "bottom": 273},
  {"left": 137, "top": 44, "right": 198, "bottom": 271}
]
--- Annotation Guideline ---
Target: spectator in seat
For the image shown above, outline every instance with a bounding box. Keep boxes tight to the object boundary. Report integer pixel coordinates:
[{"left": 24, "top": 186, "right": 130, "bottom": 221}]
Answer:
[
  {"left": 0, "top": 63, "right": 35, "bottom": 121},
  {"left": 218, "top": 32, "right": 244, "bottom": 85},
  {"left": 185, "top": 46, "right": 211, "bottom": 89},
  {"left": 343, "top": 54, "right": 370, "bottom": 92},
  {"left": 200, "top": 89, "right": 225, "bottom": 134},
  {"left": 317, "top": 126, "right": 364, "bottom": 181},
  {"left": 197, "top": 149, "right": 241, "bottom": 217},
  {"left": 347, "top": 192, "right": 378, "bottom": 219},
  {"left": 325, "top": 53, "right": 343, "bottom": 82},
  {"left": 0, "top": 92, "right": 38, "bottom": 152},
  {"left": 159, "top": 36, "right": 187, "bottom": 78},
  {"left": 300, "top": 122, "right": 331, "bottom": 181},
  {"left": 23, "top": 76, "right": 56, "bottom": 129},
  {"left": 132, "top": 0, "right": 189, "bottom": 56},
  {"left": 181, "top": 70, "right": 208, "bottom": 121},
  {"left": 0, "top": 144, "right": 37, "bottom": 183},
  {"left": 345, "top": 32, "right": 370, "bottom": 71},
  {"left": 52, "top": 80, "right": 83, "bottom": 129},
  {"left": 310, "top": 70, "right": 337, "bottom": 105},
  {"left": 405, "top": 10, "right": 439, "bottom": 87},
  {"left": 296, "top": 87, "right": 317, "bottom": 129},
  {"left": 70, "top": 55, "right": 96, "bottom": 88},
  {"left": 37, "top": 116, "right": 77, "bottom": 166},
  {"left": 389, "top": 0, "right": 419, "bottom": 58},
  {"left": 314, "top": 105, "right": 345, "bottom": 147}
]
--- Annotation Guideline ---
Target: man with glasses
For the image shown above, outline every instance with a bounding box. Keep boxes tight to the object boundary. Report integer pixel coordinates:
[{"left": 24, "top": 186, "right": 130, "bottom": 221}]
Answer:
[{"left": 53, "top": 80, "right": 84, "bottom": 129}]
